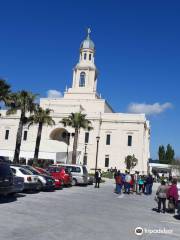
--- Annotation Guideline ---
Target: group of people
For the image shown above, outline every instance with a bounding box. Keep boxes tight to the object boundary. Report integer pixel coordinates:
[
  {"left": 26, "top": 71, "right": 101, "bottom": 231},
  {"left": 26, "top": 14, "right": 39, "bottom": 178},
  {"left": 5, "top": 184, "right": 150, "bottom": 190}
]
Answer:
[
  {"left": 113, "top": 169, "right": 179, "bottom": 214},
  {"left": 114, "top": 170, "right": 153, "bottom": 195},
  {"left": 156, "top": 178, "right": 179, "bottom": 214}
]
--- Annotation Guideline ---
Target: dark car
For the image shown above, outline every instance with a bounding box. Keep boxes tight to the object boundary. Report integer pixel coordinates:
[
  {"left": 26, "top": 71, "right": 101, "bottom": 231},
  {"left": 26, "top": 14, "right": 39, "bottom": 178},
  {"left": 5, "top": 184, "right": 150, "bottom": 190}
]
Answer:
[
  {"left": 12, "top": 176, "right": 24, "bottom": 193},
  {"left": 0, "top": 162, "right": 14, "bottom": 196}
]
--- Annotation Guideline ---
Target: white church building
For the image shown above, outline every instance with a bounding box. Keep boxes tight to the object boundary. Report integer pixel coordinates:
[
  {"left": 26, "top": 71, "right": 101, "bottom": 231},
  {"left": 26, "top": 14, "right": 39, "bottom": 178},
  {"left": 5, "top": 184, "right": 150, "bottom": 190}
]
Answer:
[{"left": 0, "top": 30, "right": 150, "bottom": 174}]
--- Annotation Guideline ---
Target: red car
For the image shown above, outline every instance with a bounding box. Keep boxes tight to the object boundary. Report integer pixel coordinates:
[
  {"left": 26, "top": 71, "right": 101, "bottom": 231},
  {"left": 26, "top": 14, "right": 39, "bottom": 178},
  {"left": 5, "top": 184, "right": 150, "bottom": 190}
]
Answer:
[
  {"left": 47, "top": 166, "right": 72, "bottom": 187},
  {"left": 34, "top": 167, "right": 62, "bottom": 189}
]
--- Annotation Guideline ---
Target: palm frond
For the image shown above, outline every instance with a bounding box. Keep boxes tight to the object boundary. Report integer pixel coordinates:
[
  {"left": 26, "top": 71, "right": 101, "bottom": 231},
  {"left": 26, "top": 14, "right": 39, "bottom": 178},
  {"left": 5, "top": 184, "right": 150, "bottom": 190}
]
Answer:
[
  {"left": 27, "top": 105, "right": 55, "bottom": 127},
  {"left": 59, "top": 112, "right": 93, "bottom": 131}
]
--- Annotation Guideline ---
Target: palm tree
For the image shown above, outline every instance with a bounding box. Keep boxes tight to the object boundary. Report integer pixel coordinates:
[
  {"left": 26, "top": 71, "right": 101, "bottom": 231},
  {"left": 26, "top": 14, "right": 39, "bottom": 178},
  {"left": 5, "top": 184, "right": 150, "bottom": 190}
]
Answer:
[
  {"left": 60, "top": 112, "right": 93, "bottom": 164},
  {"left": 6, "top": 91, "right": 37, "bottom": 163},
  {"left": 28, "top": 106, "right": 55, "bottom": 162},
  {"left": 0, "top": 79, "right": 11, "bottom": 106}
]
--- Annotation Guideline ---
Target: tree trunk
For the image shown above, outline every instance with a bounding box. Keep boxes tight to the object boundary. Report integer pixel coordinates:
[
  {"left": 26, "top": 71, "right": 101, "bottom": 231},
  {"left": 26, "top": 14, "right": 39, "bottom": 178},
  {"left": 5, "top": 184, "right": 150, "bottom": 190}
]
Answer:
[
  {"left": 72, "top": 128, "right": 78, "bottom": 164},
  {"left": 34, "top": 122, "right": 43, "bottom": 162},
  {"left": 13, "top": 112, "right": 24, "bottom": 163}
]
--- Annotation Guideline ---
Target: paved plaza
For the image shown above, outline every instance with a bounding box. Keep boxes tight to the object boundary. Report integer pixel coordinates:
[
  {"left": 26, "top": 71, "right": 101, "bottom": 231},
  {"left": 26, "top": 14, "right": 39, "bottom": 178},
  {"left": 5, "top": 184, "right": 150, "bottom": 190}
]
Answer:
[{"left": 0, "top": 180, "right": 180, "bottom": 240}]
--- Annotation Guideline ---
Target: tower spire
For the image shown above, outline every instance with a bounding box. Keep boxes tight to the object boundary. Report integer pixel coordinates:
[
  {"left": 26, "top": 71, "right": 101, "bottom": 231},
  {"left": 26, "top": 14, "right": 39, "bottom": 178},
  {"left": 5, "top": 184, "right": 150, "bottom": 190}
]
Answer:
[
  {"left": 64, "top": 29, "right": 98, "bottom": 99},
  {"left": 87, "top": 28, "right": 91, "bottom": 39}
]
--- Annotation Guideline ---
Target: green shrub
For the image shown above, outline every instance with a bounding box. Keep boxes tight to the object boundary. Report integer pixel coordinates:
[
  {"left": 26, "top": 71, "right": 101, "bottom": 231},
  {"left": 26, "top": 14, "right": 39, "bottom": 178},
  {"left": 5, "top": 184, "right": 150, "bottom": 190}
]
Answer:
[{"left": 101, "top": 171, "right": 114, "bottom": 179}]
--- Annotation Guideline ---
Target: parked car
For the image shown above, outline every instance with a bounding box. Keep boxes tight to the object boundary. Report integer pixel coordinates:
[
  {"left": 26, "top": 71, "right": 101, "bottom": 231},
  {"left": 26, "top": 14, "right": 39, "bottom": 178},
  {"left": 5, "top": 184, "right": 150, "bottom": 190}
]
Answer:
[
  {"left": 12, "top": 176, "right": 24, "bottom": 194},
  {"left": 22, "top": 165, "right": 55, "bottom": 191},
  {"left": 53, "top": 164, "right": 88, "bottom": 186},
  {"left": 87, "top": 175, "right": 94, "bottom": 185},
  {"left": 0, "top": 161, "right": 14, "bottom": 196},
  {"left": 34, "top": 167, "right": 62, "bottom": 189},
  {"left": 47, "top": 166, "right": 72, "bottom": 187},
  {"left": 10, "top": 166, "right": 38, "bottom": 191}
]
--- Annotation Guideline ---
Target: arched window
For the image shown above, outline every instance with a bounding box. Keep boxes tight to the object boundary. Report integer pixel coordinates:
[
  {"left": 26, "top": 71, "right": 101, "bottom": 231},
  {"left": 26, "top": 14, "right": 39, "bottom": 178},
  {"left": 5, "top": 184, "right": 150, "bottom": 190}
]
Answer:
[
  {"left": 84, "top": 53, "right": 87, "bottom": 60},
  {"left": 79, "top": 72, "right": 86, "bottom": 87},
  {"left": 89, "top": 54, "right": 91, "bottom": 61}
]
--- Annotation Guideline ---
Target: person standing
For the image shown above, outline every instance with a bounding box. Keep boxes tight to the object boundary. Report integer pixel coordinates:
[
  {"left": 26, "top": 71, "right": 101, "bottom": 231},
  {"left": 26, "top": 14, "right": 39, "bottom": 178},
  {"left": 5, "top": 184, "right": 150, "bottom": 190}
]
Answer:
[
  {"left": 142, "top": 175, "right": 146, "bottom": 194},
  {"left": 114, "top": 169, "right": 118, "bottom": 193},
  {"left": 134, "top": 171, "right": 140, "bottom": 194},
  {"left": 138, "top": 176, "right": 144, "bottom": 194},
  {"left": 95, "top": 169, "right": 101, "bottom": 188},
  {"left": 167, "top": 178, "right": 179, "bottom": 213},
  {"left": 156, "top": 180, "right": 168, "bottom": 213},
  {"left": 124, "top": 172, "right": 132, "bottom": 194},
  {"left": 146, "top": 174, "right": 153, "bottom": 195},
  {"left": 130, "top": 174, "right": 135, "bottom": 193},
  {"left": 114, "top": 168, "right": 118, "bottom": 179},
  {"left": 115, "top": 170, "right": 122, "bottom": 194}
]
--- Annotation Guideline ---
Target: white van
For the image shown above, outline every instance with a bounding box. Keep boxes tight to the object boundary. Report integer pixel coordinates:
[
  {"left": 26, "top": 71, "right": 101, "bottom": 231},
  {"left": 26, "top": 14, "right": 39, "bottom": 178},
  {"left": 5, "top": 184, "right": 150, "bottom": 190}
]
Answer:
[{"left": 53, "top": 164, "right": 88, "bottom": 186}]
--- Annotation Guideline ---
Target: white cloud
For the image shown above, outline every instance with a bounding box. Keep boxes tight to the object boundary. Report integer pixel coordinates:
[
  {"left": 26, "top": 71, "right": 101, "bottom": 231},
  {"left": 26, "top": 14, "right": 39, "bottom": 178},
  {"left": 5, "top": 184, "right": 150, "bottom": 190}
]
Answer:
[
  {"left": 127, "top": 102, "right": 173, "bottom": 115},
  {"left": 47, "top": 89, "right": 62, "bottom": 98}
]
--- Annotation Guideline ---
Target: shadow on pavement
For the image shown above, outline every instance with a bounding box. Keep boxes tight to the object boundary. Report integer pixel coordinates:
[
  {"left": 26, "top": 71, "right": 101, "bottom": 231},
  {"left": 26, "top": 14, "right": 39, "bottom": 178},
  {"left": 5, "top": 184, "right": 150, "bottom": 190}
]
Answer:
[
  {"left": 23, "top": 190, "right": 41, "bottom": 194},
  {"left": 16, "top": 193, "right": 26, "bottom": 198},
  {"left": 0, "top": 195, "right": 17, "bottom": 204},
  {"left": 152, "top": 208, "right": 159, "bottom": 212},
  {"left": 173, "top": 215, "right": 180, "bottom": 220},
  {"left": 0, "top": 192, "right": 27, "bottom": 204}
]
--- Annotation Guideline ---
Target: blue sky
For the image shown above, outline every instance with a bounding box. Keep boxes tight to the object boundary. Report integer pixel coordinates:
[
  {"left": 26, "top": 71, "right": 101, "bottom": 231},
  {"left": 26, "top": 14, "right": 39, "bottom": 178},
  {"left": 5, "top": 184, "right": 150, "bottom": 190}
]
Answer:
[{"left": 0, "top": 0, "right": 180, "bottom": 159}]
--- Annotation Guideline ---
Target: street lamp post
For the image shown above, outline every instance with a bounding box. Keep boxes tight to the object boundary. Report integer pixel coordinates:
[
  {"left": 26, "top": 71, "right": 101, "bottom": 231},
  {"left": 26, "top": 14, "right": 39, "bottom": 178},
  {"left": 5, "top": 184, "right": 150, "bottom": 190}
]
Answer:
[
  {"left": 66, "top": 133, "right": 70, "bottom": 164},
  {"left": 95, "top": 136, "right": 100, "bottom": 173}
]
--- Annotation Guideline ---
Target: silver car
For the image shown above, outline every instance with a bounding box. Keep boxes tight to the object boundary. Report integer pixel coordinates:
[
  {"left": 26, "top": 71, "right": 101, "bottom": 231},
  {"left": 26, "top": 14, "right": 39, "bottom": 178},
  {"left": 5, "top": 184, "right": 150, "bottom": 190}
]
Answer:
[{"left": 54, "top": 164, "right": 88, "bottom": 186}]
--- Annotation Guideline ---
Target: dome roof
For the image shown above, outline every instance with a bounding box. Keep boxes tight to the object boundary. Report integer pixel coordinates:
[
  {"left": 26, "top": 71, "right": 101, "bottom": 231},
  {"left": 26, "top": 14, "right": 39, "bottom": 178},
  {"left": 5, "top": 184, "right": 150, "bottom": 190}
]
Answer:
[
  {"left": 80, "top": 28, "right": 95, "bottom": 50},
  {"left": 80, "top": 38, "right": 95, "bottom": 50}
]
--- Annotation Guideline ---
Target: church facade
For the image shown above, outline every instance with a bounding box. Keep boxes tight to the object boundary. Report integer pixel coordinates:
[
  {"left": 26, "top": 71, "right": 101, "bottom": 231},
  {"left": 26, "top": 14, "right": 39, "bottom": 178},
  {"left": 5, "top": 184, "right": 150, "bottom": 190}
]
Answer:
[{"left": 0, "top": 31, "right": 150, "bottom": 174}]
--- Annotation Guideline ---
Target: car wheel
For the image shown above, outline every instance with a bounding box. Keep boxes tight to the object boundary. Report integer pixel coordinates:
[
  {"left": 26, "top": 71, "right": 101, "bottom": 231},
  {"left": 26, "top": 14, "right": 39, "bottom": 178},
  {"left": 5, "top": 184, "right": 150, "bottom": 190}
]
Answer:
[
  {"left": 71, "top": 178, "right": 77, "bottom": 186},
  {"left": 37, "top": 180, "right": 43, "bottom": 191},
  {"left": 8, "top": 192, "right": 16, "bottom": 197}
]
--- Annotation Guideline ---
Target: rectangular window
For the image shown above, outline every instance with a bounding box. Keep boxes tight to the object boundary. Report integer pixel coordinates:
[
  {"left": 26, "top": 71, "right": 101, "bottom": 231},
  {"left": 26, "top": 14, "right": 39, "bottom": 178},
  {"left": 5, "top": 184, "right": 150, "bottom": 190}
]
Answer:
[
  {"left": 5, "top": 130, "right": 9, "bottom": 140},
  {"left": 106, "top": 134, "right": 111, "bottom": 145},
  {"left": 105, "top": 155, "right": 109, "bottom": 167},
  {"left": 128, "top": 135, "right": 132, "bottom": 146},
  {"left": 89, "top": 54, "right": 91, "bottom": 60},
  {"left": 85, "top": 132, "right": 89, "bottom": 143},
  {"left": 23, "top": 131, "right": 28, "bottom": 141}
]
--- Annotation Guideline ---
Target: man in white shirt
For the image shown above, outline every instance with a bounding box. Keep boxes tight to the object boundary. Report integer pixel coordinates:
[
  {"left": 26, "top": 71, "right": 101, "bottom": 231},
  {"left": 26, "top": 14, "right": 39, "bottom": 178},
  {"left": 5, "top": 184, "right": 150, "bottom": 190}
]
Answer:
[{"left": 124, "top": 171, "right": 132, "bottom": 194}]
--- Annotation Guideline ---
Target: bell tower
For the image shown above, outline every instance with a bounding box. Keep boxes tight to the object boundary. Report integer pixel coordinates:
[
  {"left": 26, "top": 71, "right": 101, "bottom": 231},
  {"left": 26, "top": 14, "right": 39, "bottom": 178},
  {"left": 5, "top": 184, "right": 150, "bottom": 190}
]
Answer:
[{"left": 64, "top": 29, "right": 99, "bottom": 99}]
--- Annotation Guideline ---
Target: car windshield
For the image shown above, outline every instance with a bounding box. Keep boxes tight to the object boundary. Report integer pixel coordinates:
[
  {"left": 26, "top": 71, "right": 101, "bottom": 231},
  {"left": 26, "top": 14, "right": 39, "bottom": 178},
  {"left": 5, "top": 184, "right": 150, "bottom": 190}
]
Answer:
[
  {"left": 48, "top": 167, "right": 63, "bottom": 173},
  {"left": 25, "top": 166, "right": 39, "bottom": 175},
  {"left": 65, "top": 168, "right": 70, "bottom": 174},
  {"left": 0, "top": 164, "right": 12, "bottom": 177},
  {"left": 48, "top": 167, "right": 56, "bottom": 173},
  {"left": 41, "top": 169, "right": 50, "bottom": 175},
  {"left": 19, "top": 168, "right": 32, "bottom": 175}
]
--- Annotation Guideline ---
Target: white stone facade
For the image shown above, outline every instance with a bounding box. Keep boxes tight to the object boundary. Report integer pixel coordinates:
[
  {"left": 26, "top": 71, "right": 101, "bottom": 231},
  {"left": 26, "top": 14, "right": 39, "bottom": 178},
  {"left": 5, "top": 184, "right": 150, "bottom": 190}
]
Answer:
[{"left": 0, "top": 31, "right": 150, "bottom": 174}]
